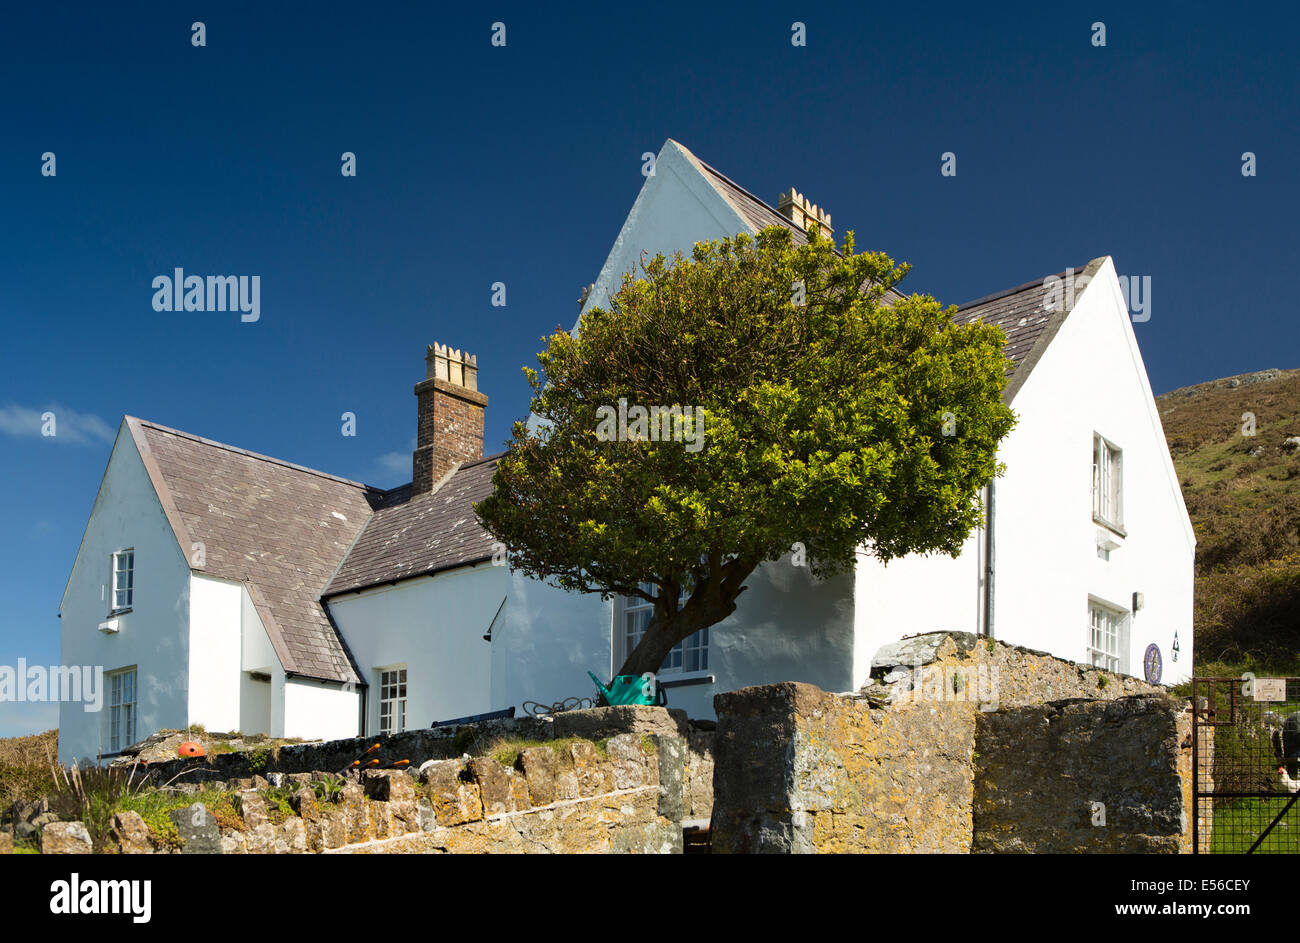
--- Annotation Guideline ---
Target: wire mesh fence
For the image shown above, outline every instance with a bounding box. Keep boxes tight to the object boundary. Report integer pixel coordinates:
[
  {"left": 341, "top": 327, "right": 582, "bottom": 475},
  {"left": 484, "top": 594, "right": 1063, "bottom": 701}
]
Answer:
[{"left": 1192, "top": 677, "right": 1300, "bottom": 854}]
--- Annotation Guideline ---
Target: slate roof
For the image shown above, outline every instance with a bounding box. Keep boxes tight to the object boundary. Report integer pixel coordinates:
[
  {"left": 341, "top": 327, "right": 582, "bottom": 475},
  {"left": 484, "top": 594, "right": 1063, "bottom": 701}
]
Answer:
[
  {"left": 324, "top": 454, "right": 502, "bottom": 597},
  {"left": 127, "top": 417, "right": 381, "bottom": 684},
  {"left": 953, "top": 256, "right": 1104, "bottom": 402}
]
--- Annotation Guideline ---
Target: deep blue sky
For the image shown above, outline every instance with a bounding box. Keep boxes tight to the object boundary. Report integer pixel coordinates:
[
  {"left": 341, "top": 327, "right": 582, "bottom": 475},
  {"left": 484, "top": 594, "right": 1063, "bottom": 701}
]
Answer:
[{"left": 2, "top": 2, "right": 1295, "bottom": 735}]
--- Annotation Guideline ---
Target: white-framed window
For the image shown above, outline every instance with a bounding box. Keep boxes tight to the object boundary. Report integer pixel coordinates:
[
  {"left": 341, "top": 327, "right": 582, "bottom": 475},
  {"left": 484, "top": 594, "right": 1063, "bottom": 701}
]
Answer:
[
  {"left": 108, "top": 667, "right": 137, "bottom": 753},
  {"left": 1087, "top": 599, "right": 1128, "bottom": 674},
  {"left": 377, "top": 666, "right": 407, "bottom": 735},
  {"left": 620, "top": 583, "right": 709, "bottom": 674},
  {"left": 111, "top": 549, "right": 134, "bottom": 611},
  {"left": 1092, "top": 434, "right": 1123, "bottom": 530}
]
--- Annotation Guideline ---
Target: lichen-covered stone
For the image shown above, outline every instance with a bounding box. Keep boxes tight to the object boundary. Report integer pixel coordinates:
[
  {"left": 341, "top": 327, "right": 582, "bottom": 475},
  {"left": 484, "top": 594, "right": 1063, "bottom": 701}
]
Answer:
[
  {"left": 468, "top": 757, "right": 511, "bottom": 817},
  {"left": 246, "top": 823, "right": 276, "bottom": 854},
  {"left": 505, "top": 768, "right": 531, "bottom": 811},
  {"left": 314, "top": 808, "right": 347, "bottom": 850},
  {"left": 713, "top": 682, "right": 976, "bottom": 853},
  {"left": 520, "top": 747, "right": 557, "bottom": 805},
  {"left": 110, "top": 810, "right": 154, "bottom": 854},
  {"left": 568, "top": 741, "right": 607, "bottom": 797},
  {"left": 606, "top": 735, "right": 646, "bottom": 789},
  {"left": 275, "top": 817, "right": 308, "bottom": 853},
  {"left": 685, "top": 728, "right": 715, "bottom": 820},
  {"left": 420, "top": 760, "right": 482, "bottom": 826},
  {"left": 341, "top": 783, "right": 370, "bottom": 844},
  {"left": 239, "top": 790, "right": 270, "bottom": 828},
  {"left": 713, "top": 680, "right": 1191, "bottom": 855},
  {"left": 362, "top": 769, "right": 416, "bottom": 803},
  {"left": 368, "top": 797, "right": 394, "bottom": 839},
  {"left": 554, "top": 768, "right": 580, "bottom": 801},
  {"left": 41, "top": 821, "right": 92, "bottom": 854},
  {"left": 550, "top": 705, "right": 688, "bottom": 742},
  {"left": 865, "top": 632, "right": 1163, "bottom": 710},
  {"left": 652, "top": 735, "right": 685, "bottom": 823}
]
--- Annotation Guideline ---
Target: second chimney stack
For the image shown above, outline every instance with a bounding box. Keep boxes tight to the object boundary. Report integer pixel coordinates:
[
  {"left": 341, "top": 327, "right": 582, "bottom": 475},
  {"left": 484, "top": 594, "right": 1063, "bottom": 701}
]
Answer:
[{"left": 412, "top": 342, "right": 488, "bottom": 495}]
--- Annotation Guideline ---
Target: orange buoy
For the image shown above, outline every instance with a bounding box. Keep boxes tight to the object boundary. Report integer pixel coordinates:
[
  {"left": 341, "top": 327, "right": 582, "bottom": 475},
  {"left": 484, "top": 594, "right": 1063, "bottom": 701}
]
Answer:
[{"left": 178, "top": 740, "right": 206, "bottom": 758}]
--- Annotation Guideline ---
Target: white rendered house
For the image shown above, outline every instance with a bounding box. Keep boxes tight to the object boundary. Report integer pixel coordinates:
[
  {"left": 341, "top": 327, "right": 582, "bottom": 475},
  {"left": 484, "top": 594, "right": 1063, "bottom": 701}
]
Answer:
[{"left": 57, "top": 140, "right": 1194, "bottom": 761}]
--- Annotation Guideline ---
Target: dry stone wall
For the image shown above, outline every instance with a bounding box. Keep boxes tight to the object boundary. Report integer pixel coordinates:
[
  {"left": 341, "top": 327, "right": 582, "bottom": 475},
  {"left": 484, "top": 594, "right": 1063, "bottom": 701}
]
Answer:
[
  {"left": 711, "top": 632, "right": 1196, "bottom": 854},
  {"left": 972, "top": 695, "right": 1191, "bottom": 853},
  {"left": 45, "top": 732, "right": 683, "bottom": 855},
  {"left": 713, "top": 683, "right": 976, "bottom": 853}
]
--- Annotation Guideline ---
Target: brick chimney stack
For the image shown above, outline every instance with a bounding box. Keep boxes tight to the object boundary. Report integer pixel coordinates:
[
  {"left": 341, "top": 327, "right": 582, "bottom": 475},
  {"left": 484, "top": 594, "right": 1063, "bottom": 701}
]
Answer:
[
  {"left": 412, "top": 343, "right": 488, "bottom": 495},
  {"left": 776, "top": 188, "right": 833, "bottom": 239}
]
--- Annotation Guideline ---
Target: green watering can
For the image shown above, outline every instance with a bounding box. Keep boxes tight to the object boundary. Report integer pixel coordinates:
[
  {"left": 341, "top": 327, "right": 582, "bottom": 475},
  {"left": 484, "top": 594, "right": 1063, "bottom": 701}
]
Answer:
[{"left": 588, "top": 671, "right": 667, "bottom": 707}]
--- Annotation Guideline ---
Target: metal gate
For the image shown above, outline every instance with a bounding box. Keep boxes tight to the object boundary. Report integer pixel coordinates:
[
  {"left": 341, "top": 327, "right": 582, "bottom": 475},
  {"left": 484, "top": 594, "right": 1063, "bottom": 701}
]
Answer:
[{"left": 1191, "top": 677, "right": 1300, "bottom": 853}]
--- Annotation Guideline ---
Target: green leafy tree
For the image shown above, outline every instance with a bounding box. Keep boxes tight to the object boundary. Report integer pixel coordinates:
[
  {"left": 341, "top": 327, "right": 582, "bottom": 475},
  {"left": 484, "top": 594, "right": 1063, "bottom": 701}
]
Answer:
[{"left": 476, "top": 226, "right": 1016, "bottom": 678}]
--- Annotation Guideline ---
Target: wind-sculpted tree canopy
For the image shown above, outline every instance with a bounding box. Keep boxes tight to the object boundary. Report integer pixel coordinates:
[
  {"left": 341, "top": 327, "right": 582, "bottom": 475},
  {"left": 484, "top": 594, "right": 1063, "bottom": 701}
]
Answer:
[{"left": 476, "top": 226, "right": 1017, "bottom": 678}]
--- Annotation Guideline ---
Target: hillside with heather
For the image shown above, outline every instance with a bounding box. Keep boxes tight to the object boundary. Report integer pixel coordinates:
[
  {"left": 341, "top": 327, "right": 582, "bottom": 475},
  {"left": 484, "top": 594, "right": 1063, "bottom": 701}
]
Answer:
[{"left": 1155, "top": 367, "right": 1300, "bottom": 675}]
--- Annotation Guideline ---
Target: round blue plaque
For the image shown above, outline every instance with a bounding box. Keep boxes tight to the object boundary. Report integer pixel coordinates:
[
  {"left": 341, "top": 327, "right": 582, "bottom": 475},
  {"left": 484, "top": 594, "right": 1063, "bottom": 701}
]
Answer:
[{"left": 1143, "top": 643, "right": 1163, "bottom": 684}]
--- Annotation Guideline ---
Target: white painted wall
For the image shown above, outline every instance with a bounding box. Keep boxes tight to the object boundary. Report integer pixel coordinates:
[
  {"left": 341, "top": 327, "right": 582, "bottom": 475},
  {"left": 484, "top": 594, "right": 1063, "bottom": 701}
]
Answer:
[
  {"left": 283, "top": 677, "right": 361, "bottom": 741},
  {"left": 327, "top": 562, "right": 506, "bottom": 733},
  {"left": 58, "top": 426, "right": 192, "bottom": 763},
  {"left": 187, "top": 574, "right": 242, "bottom": 733},
  {"left": 491, "top": 570, "right": 613, "bottom": 716}
]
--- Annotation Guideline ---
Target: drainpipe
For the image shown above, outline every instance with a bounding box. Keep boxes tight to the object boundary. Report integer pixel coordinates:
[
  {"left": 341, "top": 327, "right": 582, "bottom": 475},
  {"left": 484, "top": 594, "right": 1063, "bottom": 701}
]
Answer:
[{"left": 983, "top": 480, "right": 996, "bottom": 639}]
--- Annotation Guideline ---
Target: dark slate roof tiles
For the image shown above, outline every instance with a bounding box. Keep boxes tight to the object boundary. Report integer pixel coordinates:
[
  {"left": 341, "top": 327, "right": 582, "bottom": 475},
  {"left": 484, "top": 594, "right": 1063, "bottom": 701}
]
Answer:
[{"left": 323, "top": 454, "right": 502, "bottom": 597}]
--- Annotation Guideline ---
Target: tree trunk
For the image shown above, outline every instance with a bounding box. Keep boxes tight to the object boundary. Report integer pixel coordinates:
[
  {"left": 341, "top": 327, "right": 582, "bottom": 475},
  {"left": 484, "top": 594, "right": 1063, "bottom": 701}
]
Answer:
[{"left": 613, "top": 557, "right": 759, "bottom": 678}]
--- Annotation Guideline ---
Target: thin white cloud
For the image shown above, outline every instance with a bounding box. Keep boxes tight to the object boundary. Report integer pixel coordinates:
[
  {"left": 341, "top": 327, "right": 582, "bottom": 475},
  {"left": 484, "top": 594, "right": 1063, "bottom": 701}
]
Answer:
[
  {"left": 374, "top": 450, "right": 411, "bottom": 475},
  {"left": 0, "top": 404, "right": 115, "bottom": 445},
  {"left": 365, "top": 437, "right": 416, "bottom": 486}
]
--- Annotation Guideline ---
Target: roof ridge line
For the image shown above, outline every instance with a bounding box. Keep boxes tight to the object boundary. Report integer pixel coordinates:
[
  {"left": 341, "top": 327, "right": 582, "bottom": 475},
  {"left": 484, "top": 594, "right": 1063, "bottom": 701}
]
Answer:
[
  {"left": 128, "top": 416, "right": 380, "bottom": 492},
  {"left": 956, "top": 263, "right": 1095, "bottom": 310}
]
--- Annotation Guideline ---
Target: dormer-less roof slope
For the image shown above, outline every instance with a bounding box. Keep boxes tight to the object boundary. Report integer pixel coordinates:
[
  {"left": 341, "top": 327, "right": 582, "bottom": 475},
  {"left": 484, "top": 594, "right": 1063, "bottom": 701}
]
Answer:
[
  {"left": 323, "top": 453, "right": 502, "bottom": 597},
  {"left": 127, "top": 417, "right": 378, "bottom": 684}
]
